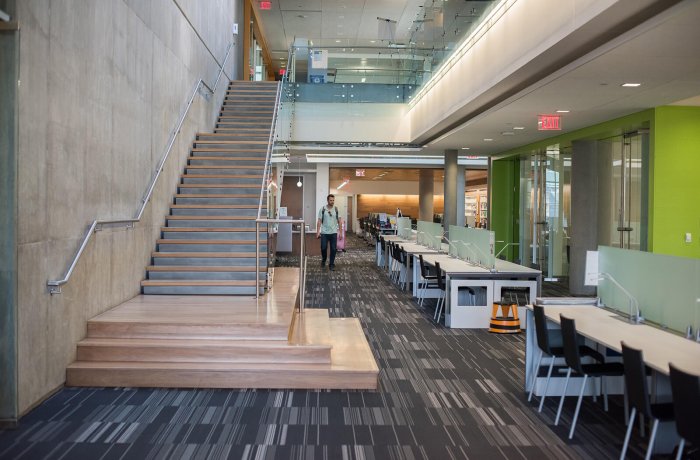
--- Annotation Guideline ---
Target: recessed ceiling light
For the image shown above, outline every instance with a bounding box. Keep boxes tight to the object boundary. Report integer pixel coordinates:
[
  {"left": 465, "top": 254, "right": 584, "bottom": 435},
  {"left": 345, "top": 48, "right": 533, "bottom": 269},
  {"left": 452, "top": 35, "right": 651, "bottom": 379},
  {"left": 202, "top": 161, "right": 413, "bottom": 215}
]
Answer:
[
  {"left": 622, "top": 83, "right": 641, "bottom": 87},
  {"left": 513, "top": 126, "right": 525, "bottom": 130},
  {"left": 484, "top": 138, "right": 493, "bottom": 142},
  {"left": 461, "top": 147, "right": 470, "bottom": 150},
  {"left": 501, "top": 131, "right": 515, "bottom": 136},
  {"left": 335, "top": 40, "right": 341, "bottom": 43},
  {"left": 556, "top": 110, "right": 570, "bottom": 113}
]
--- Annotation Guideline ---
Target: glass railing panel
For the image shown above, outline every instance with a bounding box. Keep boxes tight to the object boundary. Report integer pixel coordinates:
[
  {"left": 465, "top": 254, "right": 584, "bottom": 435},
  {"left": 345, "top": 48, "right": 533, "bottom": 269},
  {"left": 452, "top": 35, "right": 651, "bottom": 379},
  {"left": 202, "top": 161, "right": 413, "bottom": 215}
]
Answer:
[
  {"left": 290, "top": 82, "right": 416, "bottom": 103},
  {"left": 598, "top": 246, "right": 700, "bottom": 334}
]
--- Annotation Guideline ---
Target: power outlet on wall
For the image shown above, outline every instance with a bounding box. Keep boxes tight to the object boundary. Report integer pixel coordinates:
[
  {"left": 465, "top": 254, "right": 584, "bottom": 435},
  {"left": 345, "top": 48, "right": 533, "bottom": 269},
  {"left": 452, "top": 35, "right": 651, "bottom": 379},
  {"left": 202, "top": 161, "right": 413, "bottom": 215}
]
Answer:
[{"left": 685, "top": 232, "right": 692, "bottom": 243}]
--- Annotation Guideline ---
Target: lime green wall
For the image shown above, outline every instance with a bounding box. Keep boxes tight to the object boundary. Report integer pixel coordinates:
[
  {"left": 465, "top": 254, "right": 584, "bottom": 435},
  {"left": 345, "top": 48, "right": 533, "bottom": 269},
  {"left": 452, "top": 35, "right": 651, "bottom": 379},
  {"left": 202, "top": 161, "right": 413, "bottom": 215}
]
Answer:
[
  {"left": 490, "top": 158, "right": 519, "bottom": 261},
  {"left": 651, "top": 106, "right": 700, "bottom": 258}
]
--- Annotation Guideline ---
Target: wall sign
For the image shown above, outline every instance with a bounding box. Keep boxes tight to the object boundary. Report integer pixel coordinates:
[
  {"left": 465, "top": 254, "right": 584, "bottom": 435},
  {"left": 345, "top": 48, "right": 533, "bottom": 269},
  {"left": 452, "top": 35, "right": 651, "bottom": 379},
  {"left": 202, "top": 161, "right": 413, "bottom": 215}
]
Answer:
[{"left": 538, "top": 114, "right": 561, "bottom": 131}]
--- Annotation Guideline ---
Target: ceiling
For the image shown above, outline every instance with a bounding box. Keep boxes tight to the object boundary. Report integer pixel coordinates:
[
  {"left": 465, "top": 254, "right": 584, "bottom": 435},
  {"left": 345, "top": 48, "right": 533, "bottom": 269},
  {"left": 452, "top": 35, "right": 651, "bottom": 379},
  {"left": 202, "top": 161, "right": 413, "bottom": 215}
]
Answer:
[
  {"left": 255, "top": 0, "right": 700, "bottom": 160},
  {"left": 329, "top": 167, "right": 488, "bottom": 183},
  {"left": 256, "top": 1, "right": 497, "bottom": 72}
]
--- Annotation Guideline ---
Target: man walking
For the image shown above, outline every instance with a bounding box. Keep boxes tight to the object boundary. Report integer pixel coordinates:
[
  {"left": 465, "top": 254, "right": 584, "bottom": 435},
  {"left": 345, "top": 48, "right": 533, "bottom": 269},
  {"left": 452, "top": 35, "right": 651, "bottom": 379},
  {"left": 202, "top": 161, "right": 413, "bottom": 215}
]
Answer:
[{"left": 316, "top": 194, "right": 343, "bottom": 271}]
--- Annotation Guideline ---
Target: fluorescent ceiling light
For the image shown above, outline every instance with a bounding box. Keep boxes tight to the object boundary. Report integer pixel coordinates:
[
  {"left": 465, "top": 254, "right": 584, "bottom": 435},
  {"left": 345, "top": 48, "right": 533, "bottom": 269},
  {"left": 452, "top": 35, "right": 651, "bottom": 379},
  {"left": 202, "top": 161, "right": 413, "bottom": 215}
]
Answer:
[
  {"left": 483, "top": 138, "right": 493, "bottom": 142},
  {"left": 501, "top": 131, "right": 514, "bottom": 136},
  {"left": 337, "top": 180, "right": 350, "bottom": 190},
  {"left": 622, "top": 83, "right": 641, "bottom": 87},
  {"left": 556, "top": 110, "right": 570, "bottom": 113},
  {"left": 461, "top": 147, "right": 470, "bottom": 150},
  {"left": 513, "top": 126, "right": 525, "bottom": 130},
  {"left": 335, "top": 40, "right": 341, "bottom": 43},
  {"left": 361, "top": 77, "right": 366, "bottom": 82}
]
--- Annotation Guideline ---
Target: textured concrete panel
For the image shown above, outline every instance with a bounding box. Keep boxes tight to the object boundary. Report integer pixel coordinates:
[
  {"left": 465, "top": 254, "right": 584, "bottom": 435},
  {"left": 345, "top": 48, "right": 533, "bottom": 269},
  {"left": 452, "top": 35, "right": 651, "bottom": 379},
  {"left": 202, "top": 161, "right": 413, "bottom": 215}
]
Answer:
[{"left": 16, "top": 0, "right": 239, "bottom": 414}]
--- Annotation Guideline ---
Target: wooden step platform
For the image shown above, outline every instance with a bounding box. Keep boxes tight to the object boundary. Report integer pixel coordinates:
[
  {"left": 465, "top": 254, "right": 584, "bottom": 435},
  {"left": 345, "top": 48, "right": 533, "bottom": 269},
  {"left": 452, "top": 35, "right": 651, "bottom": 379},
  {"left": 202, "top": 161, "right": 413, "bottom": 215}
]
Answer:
[{"left": 66, "top": 268, "right": 379, "bottom": 390}]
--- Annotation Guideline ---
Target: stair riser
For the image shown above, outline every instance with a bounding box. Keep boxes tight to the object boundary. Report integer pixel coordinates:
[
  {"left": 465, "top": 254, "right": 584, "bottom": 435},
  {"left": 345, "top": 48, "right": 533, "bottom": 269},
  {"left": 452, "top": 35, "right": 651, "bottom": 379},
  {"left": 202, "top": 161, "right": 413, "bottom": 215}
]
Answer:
[
  {"left": 181, "top": 178, "right": 262, "bottom": 185},
  {"left": 76, "top": 345, "right": 329, "bottom": 364},
  {"left": 184, "top": 168, "right": 264, "bottom": 176},
  {"left": 147, "top": 272, "right": 264, "bottom": 281},
  {"left": 86, "top": 322, "right": 285, "bottom": 340},
  {"left": 194, "top": 142, "right": 267, "bottom": 149},
  {"left": 170, "top": 208, "right": 259, "bottom": 217},
  {"left": 223, "top": 99, "right": 277, "bottom": 104},
  {"left": 152, "top": 257, "right": 265, "bottom": 266},
  {"left": 156, "top": 243, "right": 265, "bottom": 252},
  {"left": 197, "top": 133, "right": 269, "bottom": 139},
  {"left": 190, "top": 152, "right": 266, "bottom": 159},
  {"left": 165, "top": 219, "right": 258, "bottom": 228},
  {"left": 174, "top": 197, "right": 259, "bottom": 206},
  {"left": 67, "top": 368, "right": 378, "bottom": 390},
  {"left": 162, "top": 231, "right": 266, "bottom": 239},
  {"left": 188, "top": 159, "right": 266, "bottom": 166},
  {"left": 142, "top": 286, "right": 262, "bottom": 295},
  {"left": 177, "top": 188, "right": 262, "bottom": 196},
  {"left": 216, "top": 124, "right": 271, "bottom": 129}
]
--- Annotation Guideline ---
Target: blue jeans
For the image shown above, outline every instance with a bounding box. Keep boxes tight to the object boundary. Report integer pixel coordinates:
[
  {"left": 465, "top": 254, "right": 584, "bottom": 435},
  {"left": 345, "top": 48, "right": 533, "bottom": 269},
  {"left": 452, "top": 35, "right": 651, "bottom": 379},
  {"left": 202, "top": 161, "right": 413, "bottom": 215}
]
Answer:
[{"left": 320, "top": 233, "right": 337, "bottom": 266}]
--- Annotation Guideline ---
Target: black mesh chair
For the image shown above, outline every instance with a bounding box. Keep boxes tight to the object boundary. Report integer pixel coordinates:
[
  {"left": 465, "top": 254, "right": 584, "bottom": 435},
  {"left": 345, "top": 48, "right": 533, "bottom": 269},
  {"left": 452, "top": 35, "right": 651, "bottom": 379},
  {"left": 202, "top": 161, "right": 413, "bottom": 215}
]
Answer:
[
  {"left": 620, "top": 342, "right": 674, "bottom": 460},
  {"left": 417, "top": 254, "right": 438, "bottom": 308},
  {"left": 555, "top": 315, "right": 625, "bottom": 439},
  {"left": 669, "top": 363, "right": 700, "bottom": 460},
  {"left": 432, "top": 262, "right": 446, "bottom": 323},
  {"left": 528, "top": 305, "right": 603, "bottom": 413}
]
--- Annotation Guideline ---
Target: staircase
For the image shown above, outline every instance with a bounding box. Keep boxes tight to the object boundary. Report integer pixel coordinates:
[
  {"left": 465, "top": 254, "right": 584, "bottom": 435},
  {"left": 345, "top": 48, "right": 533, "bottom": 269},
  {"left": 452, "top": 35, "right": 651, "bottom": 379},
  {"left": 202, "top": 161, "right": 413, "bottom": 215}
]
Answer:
[{"left": 142, "top": 81, "right": 278, "bottom": 295}]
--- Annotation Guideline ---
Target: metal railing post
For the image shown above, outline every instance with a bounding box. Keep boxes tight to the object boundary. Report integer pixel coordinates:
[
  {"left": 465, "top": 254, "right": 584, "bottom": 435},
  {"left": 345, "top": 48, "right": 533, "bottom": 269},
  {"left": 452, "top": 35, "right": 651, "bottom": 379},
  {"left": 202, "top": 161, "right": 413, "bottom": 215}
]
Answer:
[
  {"left": 299, "top": 225, "right": 305, "bottom": 312},
  {"left": 256, "top": 221, "right": 260, "bottom": 299}
]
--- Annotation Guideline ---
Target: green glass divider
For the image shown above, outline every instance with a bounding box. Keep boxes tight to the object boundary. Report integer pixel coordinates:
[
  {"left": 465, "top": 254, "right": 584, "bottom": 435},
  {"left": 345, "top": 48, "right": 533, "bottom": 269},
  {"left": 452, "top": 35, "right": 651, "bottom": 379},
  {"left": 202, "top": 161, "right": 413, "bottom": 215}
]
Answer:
[
  {"left": 397, "top": 217, "right": 413, "bottom": 239},
  {"left": 417, "top": 220, "right": 442, "bottom": 249},
  {"left": 598, "top": 246, "right": 700, "bottom": 334},
  {"left": 449, "top": 225, "right": 496, "bottom": 269}
]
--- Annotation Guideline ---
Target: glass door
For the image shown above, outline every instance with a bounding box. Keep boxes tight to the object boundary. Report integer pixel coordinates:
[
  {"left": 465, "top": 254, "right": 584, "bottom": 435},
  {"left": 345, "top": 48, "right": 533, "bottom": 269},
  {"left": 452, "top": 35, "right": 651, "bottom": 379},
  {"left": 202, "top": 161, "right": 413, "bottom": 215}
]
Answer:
[
  {"left": 597, "top": 132, "right": 647, "bottom": 250},
  {"left": 519, "top": 147, "right": 571, "bottom": 280}
]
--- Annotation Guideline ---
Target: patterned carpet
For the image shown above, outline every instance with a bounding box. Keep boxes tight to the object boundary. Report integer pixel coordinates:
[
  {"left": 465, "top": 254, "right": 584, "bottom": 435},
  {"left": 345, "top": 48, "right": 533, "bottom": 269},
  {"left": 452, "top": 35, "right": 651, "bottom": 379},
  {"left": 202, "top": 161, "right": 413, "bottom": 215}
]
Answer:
[{"left": 0, "top": 235, "right": 653, "bottom": 459}]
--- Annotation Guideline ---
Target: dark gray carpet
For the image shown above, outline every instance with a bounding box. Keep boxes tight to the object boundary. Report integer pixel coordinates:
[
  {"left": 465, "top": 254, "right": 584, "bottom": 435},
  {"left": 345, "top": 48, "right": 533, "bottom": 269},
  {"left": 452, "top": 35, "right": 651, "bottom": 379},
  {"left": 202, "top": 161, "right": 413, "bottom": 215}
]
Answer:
[{"left": 0, "top": 235, "right": 652, "bottom": 459}]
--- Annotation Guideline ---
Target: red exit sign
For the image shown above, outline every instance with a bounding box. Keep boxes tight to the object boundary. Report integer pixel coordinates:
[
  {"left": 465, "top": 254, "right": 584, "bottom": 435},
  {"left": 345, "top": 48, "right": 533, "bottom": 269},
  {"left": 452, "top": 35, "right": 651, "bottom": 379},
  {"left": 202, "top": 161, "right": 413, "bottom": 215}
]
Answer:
[
  {"left": 260, "top": 1, "right": 272, "bottom": 10},
  {"left": 538, "top": 114, "right": 561, "bottom": 131}
]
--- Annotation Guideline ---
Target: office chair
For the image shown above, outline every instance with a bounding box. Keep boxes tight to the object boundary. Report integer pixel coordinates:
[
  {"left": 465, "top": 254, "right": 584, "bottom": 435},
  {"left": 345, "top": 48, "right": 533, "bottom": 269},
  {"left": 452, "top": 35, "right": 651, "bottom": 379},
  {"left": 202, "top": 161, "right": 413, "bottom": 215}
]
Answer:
[{"left": 669, "top": 363, "right": 700, "bottom": 460}]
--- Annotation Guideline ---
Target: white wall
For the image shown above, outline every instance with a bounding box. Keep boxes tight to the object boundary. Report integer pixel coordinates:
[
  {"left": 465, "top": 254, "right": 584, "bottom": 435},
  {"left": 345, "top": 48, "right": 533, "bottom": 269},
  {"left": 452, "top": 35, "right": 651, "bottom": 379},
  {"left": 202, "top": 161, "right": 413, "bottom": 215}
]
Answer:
[
  {"left": 16, "top": 0, "right": 238, "bottom": 414},
  {"left": 279, "top": 103, "right": 410, "bottom": 143}
]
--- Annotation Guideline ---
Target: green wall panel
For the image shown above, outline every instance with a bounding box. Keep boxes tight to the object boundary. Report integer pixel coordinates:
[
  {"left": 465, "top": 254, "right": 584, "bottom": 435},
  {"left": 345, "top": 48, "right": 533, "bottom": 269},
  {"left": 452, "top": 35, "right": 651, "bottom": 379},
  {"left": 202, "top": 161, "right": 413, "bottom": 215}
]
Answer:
[
  {"left": 651, "top": 106, "right": 700, "bottom": 258},
  {"left": 490, "top": 158, "right": 519, "bottom": 261}
]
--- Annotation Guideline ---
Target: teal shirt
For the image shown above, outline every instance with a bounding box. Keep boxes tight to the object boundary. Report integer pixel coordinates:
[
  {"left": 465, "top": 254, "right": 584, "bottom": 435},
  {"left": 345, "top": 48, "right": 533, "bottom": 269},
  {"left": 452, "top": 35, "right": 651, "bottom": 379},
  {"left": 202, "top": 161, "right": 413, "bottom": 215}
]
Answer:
[{"left": 318, "top": 206, "right": 340, "bottom": 234}]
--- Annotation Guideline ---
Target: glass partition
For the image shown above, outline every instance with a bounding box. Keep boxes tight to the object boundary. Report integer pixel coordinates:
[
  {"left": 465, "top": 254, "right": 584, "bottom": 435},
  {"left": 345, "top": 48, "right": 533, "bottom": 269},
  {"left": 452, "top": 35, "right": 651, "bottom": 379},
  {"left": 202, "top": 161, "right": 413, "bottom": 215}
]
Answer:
[
  {"left": 598, "top": 246, "right": 700, "bottom": 334},
  {"left": 397, "top": 217, "right": 413, "bottom": 239},
  {"left": 417, "top": 221, "right": 442, "bottom": 249},
  {"left": 450, "top": 225, "right": 496, "bottom": 269}
]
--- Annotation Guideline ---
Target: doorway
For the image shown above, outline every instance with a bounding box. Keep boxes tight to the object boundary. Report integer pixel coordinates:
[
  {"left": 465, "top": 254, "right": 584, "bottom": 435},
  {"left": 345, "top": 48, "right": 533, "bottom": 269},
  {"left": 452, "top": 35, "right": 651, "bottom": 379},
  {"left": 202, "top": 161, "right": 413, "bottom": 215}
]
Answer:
[{"left": 519, "top": 147, "right": 571, "bottom": 280}]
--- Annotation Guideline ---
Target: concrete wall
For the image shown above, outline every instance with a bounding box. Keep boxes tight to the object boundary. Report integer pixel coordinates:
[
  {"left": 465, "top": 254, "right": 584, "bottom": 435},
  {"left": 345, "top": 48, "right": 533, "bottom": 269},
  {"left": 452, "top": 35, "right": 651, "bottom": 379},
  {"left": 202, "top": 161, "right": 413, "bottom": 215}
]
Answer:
[
  {"left": 15, "top": 0, "right": 238, "bottom": 415},
  {"left": 0, "top": 0, "right": 19, "bottom": 424}
]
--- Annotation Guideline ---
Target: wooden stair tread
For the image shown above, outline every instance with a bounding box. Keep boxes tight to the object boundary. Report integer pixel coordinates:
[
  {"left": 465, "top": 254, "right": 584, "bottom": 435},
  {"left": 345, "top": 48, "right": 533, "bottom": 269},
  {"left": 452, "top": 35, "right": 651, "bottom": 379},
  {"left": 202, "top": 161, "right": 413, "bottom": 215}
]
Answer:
[
  {"left": 191, "top": 148, "right": 266, "bottom": 152},
  {"left": 195, "top": 140, "right": 267, "bottom": 144},
  {"left": 78, "top": 337, "right": 328, "bottom": 349},
  {"left": 180, "top": 174, "right": 263, "bottom": 179},
  {"left": 151, "top": 252, "right": 258, "bottom": 257},
  {"left": 146, "top": 265, "right": 266, "bottom": 272},
  {"left": 156, "top": 239, "right": 257, "bottom": 244},
  {"left": 187, "top": 156, "right": 265, "bottom": 160},
  {"left": 170, "top": 204, "right": 259, "bottom": 209},
  {"left": 177, "top": 184, "right": 263, "bottom": 188},
  {"left": 165, "top": 215, "right": 256, "bottom": 219},
  {"left": 186, "top": 165, "right": 264, "bottom": 169},
  {"left": 161, "top": 227, "right": 263, "bottom": 231},
  {"left": 141, "top": 280, "right": 264, "bottom": 287},
  {"left": 174, "top": 194, "right": 258, "bottom": 198}
]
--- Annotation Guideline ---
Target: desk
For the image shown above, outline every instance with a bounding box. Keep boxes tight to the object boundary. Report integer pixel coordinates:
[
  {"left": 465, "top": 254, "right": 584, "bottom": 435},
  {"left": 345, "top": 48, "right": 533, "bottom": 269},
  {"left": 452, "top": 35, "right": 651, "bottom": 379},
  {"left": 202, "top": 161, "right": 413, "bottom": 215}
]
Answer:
[
  {"left": 524, "top": 304, "right": 700, "bottom": 453},
  {"left": 418, "top": 255, "right": 541, "bottom": 328}
]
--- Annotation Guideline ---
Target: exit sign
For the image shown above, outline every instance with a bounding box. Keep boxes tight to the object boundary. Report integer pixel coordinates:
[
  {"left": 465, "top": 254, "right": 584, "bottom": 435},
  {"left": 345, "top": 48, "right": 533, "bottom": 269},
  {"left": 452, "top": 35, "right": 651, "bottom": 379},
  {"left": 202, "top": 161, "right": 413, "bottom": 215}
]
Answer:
[
  {"left": 355, "top": 169, "right": 365, "bottom": 177},
  {"left": 538, "top": 114, "right": 561, "bottom": 131},
  {"left": 260, "top": 1, "right": 272, "bottom": 10}
]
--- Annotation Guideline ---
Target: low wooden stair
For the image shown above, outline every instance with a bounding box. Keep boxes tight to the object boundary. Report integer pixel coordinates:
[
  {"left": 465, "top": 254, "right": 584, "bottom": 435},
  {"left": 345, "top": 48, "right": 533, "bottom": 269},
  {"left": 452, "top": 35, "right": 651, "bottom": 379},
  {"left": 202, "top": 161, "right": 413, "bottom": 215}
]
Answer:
[{"left": 67, "top": 268, "right": 379, "bottom": 389}]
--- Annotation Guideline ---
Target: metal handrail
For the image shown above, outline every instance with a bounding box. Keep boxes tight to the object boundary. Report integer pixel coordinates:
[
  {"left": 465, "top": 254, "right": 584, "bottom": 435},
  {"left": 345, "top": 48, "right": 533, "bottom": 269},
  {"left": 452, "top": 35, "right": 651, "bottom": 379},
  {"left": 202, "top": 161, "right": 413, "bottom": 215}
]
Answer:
[
  {"left": 495, "top": 241, "right": 520, "bottom": 258},
  {"left": 255, "top": 219, "right": 306, "bottom": 312},
  {"left": 47, "top": 42, "right": 233, "bottom": 294},
  {"left": 257, "top": 45, "right": 293, "bottom": 220},
  {"left": 256, "top": 81, "right": 282, "bottom": 219}
]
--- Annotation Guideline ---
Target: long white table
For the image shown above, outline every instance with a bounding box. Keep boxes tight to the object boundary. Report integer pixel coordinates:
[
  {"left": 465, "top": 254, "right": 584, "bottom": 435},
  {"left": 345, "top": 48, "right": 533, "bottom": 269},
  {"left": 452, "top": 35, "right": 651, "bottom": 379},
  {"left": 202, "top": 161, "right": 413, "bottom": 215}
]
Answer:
[
  {"left": 417, "top": 254, "right": 541, "bottom": 328},
  {"left": 524, "top": 304, "right": 700, "bottom": 453}
]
